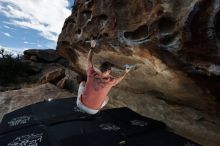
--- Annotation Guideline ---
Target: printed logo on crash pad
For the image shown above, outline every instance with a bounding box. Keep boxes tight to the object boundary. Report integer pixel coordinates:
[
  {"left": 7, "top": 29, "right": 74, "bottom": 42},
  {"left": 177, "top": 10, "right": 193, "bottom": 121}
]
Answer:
[
  {"left": 130, "top": 120, "right": 148, "bottom": 127},
  {"left": 73, "top": 107, "right": 83, "bottom": 113},
  {"left": 8, "top": 116, "right": 31, "bottom": 127},
  {"left": 99, "top": 123, "right": 120, "bottom": 131},
  {"left": 184, "top": 142, "right": 198, "bottom": 146},
  {"left": 7, "top": 133, "right": 43, "bottom": 146}
]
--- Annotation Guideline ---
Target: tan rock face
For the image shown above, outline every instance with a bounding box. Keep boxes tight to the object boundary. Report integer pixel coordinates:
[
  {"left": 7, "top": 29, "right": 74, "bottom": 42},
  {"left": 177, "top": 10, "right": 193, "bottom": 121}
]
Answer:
[
  {"left": 57, "top": 68, "right": 80, "bottom": 92},
  {"left": 39, "top": 68, "right": 65, "bottom": 84},
  {"left": 57, "top": 0, "right": 220, "bottom": 145}
]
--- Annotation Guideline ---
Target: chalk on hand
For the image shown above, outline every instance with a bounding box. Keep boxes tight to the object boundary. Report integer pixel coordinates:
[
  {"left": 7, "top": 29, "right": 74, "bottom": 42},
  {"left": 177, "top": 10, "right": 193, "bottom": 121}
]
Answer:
[{"left": 123, "top": 64, "right": 136, "bottom": 69}]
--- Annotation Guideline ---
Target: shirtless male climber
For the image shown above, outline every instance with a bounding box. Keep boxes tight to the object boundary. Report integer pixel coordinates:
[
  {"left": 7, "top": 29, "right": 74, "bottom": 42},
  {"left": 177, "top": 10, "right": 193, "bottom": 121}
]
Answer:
[{"left": 76, "top": 40, "right": 131, "bottom": 114}]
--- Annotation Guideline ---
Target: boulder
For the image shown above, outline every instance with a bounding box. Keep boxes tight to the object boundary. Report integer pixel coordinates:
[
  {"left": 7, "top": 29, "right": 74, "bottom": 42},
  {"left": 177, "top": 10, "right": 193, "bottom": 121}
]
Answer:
[
  {"left": 24, "top": 49, "right": 62, "bottom": 63},
  {"left": 107, "top": 88, "right": 220, "bottom": 146},
  {"left": 57, "top": 69, "right": 80, "bottom": 92},
  {"left": 57, "top": 78, "right": 75, "bottom": 91},
  {"left": 56, "top": 0, "right": 220, "bottom": 145},
  {"left": 29, "top": 55, "right": 38, "bottom": 62},
  {"left": 57, "top": 0, "right": 220, "bottom": 112},
  {"left": 39, "top": 68, "right": 65, "bottom": 84},
  {"left": 26, "top": 64, "right": 42, "bottom": 75}
]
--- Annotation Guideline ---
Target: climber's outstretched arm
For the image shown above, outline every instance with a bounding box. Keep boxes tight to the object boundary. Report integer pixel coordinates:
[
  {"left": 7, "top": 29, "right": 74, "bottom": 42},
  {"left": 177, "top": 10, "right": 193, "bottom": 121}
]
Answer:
[
  {"left": 87, "top": 48, "right": 94, "bottom": 67},
  {"left": 114, "top": 68, "right": 131, "bottom": 85},
  {"left": 87, "top": 40, "right": 96, "bottom": 69}
]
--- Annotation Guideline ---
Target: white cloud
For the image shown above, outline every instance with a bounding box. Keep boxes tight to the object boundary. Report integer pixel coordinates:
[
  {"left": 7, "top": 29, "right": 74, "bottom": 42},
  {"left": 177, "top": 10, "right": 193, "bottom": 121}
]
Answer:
[
  {"left": 2, "top": 32, "right": 12, "bottom": 37},
  {"left": 24, "top": 41, "right": 42, "bottom": 48},
  {"left": 23, "top": 41, "right": 35, "bottom": 45},
  {"left": 3, "top": 25, "right": 16, "bottom": 30},
  {"left": 3, "top": 25, "right": 10, "bottom": 29},
  {"left": 0, "top": 0, "right": 71, "bottom": 42}
]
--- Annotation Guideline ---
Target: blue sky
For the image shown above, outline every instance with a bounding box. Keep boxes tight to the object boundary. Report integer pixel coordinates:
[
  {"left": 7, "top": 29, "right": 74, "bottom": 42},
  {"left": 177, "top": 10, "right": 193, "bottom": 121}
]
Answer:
[{"left": 0, "top": 0, "right": 74, "bottom": 53}]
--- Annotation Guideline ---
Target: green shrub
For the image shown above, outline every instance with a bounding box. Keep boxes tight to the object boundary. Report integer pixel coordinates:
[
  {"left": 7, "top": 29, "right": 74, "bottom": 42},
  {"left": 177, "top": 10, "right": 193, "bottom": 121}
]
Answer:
[{"left": 0, "top": 48, "right": 30, "bottom": 85}]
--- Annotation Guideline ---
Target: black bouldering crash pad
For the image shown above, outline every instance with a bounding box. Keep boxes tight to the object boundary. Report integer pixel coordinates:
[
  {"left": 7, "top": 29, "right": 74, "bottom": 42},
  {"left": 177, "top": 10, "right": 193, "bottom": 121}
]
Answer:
[
  {"left": 0, "top": 97, "right": 201, "bottom": 146},
  {"left": 0, "top": 125, "right": 50, "bottom": 146}
]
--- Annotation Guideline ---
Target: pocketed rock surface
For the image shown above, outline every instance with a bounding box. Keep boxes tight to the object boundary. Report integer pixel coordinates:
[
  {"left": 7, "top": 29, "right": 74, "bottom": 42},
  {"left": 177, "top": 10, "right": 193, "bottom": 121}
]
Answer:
[{"left": 57, "top": 0, "right": 220, "bottom": 145}]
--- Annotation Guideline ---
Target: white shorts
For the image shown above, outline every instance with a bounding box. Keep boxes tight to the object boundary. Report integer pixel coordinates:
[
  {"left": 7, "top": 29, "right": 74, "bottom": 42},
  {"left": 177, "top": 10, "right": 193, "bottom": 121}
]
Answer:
[{"left": 76, "top": 82, "right": 109, "bottom": 115}]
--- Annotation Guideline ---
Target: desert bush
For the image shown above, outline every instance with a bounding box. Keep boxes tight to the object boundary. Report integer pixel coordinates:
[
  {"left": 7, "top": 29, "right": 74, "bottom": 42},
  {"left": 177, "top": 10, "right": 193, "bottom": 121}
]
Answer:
[{"left": 0, "top": 48, "right": 30, "bottom": 85}]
